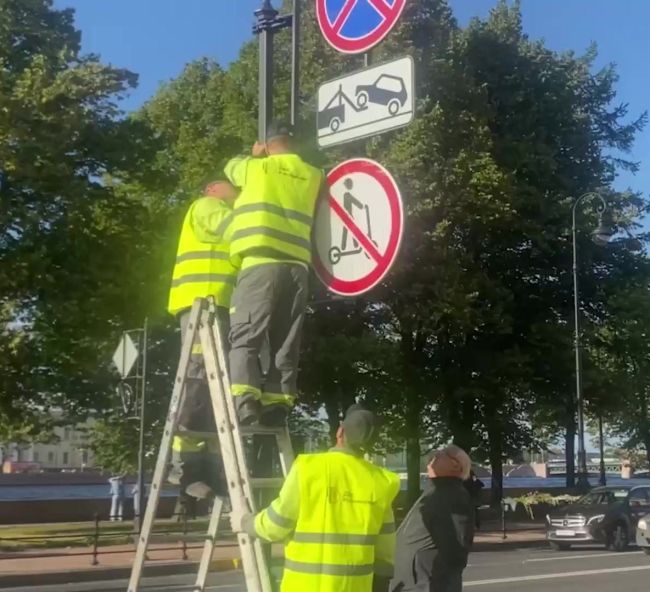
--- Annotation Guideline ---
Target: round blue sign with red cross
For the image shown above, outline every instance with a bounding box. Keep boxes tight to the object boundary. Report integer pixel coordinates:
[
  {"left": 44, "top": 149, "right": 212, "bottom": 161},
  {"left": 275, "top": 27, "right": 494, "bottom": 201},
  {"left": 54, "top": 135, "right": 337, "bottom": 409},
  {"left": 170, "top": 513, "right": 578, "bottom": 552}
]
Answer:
[{"left": 316, "top": 0, "right": 407, "bottom": 55}]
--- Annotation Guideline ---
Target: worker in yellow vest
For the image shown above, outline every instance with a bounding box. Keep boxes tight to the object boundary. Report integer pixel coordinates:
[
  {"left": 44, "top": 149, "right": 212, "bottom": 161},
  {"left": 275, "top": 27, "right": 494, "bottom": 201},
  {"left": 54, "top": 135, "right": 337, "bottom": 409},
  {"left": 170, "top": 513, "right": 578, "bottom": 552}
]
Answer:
[
  {"left": 167, "top": 180, "right": 239, "bottom": 500},
  {"left": 230, "top": 404, "right": 400, "bottom": 592},
  {"left": 224, "top": 120, "right": 324, "bottom": 427}
]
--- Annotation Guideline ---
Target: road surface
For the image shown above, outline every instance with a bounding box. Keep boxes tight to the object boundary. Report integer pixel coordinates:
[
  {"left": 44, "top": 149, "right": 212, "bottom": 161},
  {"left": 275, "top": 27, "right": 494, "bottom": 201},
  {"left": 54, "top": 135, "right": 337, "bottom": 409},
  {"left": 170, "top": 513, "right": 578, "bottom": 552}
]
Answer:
[{"left": 3, "top": 546, "right": 650, "bottom": 591}]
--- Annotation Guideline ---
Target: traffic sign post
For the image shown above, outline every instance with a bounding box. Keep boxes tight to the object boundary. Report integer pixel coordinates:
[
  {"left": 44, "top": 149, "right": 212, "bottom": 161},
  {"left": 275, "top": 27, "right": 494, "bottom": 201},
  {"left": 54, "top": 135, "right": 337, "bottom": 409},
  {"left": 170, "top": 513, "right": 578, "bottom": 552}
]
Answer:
[
  {"left": 111, "top": 322, "right": 148, "bottom": 533},
  {"left": 317, "top": 56, "right": 414, "bottom": 148},
  {"left": 316, "top": 0, "right": 407, "bottom": 54},
  {"left": 313, "top": 158, "right": 404, "bottom": 296}
]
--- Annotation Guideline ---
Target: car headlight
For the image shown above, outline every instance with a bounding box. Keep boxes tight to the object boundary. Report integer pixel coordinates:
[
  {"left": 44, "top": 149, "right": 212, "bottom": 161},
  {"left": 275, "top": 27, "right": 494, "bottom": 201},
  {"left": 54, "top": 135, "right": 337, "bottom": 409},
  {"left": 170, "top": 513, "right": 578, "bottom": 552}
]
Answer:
[
  {"left": 639, "top": 519, "right": 648, "bottom": 531},
  {"left": 588, "top": 514, "right": 605, "bottom": 525}
]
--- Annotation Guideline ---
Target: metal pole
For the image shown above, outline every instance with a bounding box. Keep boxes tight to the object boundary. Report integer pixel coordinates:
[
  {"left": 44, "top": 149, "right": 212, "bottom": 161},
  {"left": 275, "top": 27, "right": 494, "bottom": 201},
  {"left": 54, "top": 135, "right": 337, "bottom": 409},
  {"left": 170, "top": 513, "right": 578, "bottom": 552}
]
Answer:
[
  {"left": 257, "top": 0, "right": 277, "bottom": 141},
  {"left": 571, "top": 192, "right": 607, "bottom": 492},
  {"left": 599, "top": 413, "right": 607, "bottom": 486},
  {"left": 290, "top": 0, "right": 301, "bottom": 127},
  {"left": 572, "top": 203, "right": 589, "bottom": 491},
  {"left": 136, "top": 318, "right": 148, "bottom": 533},
  {"left": 91, "top": 513, "right": 100, "bottom": 566}
]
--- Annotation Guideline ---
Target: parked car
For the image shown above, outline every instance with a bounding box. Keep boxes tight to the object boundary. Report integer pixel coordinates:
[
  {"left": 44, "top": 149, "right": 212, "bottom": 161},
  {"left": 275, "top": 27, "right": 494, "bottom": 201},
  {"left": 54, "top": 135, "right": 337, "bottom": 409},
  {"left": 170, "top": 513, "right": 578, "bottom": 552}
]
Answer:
[
  {"left": 637, "top": 512, "right": 650, "bottom": 555},
  {"left": 546, "top": 485, "right": 650, "bottom": 551}
]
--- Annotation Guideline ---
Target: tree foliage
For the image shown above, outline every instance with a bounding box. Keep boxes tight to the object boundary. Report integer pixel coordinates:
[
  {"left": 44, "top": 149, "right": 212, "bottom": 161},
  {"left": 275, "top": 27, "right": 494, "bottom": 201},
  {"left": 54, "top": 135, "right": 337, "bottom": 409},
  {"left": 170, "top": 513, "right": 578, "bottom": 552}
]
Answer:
[{"left": 1, "top": 0, "right": 649, "bottom": 493}]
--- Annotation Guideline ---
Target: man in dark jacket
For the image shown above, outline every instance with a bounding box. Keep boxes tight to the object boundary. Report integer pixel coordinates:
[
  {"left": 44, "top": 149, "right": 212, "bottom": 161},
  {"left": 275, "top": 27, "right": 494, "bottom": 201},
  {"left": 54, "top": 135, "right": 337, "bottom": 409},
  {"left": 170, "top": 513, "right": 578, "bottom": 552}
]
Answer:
[{"left": 391, "top": 445, "right": 475, "bottom": 592}]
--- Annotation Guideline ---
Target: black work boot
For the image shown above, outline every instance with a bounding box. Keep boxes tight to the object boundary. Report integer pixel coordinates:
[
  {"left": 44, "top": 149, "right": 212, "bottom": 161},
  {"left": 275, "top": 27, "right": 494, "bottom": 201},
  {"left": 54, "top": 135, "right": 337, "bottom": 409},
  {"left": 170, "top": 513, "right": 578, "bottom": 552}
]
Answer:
[
  {"left": 260, "top": 404, "right": 289, "bottom": 427},
  {"left": 237, "top": 396, "right": 261, "bottom": 426}
]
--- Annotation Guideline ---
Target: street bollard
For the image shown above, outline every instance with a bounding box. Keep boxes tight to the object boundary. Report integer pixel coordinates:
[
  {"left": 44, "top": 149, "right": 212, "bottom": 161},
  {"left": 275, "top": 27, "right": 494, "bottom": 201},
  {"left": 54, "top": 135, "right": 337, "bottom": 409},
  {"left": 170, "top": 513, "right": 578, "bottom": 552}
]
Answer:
[
  {"left": 501, "top": 500, "right": 507, "bottom": 540},
  {"left": 181, "top": 506, "right": 188, "bottom": 561},
  {"left": 91, "top": 513, "right": 100, "bottom": 565}
]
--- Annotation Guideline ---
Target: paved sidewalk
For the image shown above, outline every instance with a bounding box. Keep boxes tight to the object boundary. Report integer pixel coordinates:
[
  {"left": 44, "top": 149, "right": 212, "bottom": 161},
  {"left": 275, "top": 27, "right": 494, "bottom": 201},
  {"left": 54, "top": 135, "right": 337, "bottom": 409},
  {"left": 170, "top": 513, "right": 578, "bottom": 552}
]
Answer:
[
  {"left": 474, "top": 521, "right": 546, "bottom": 547},
  {"left": 0, "top": 523, "right": 546, "bottom": 587}
]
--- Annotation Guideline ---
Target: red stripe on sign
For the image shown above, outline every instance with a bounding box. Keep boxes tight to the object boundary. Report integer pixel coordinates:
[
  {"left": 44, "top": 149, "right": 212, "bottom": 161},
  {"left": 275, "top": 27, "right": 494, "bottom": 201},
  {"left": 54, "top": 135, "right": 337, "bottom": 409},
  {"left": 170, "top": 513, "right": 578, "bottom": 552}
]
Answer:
[
  {"left": 332, "top": 0, "right": 358, "bottom": 34},
  {"left": 328, "top": 194, "right": 384, "bottom": 264},
  {"left": 367, "top": 0, "right": 393, "bottom": 19}
]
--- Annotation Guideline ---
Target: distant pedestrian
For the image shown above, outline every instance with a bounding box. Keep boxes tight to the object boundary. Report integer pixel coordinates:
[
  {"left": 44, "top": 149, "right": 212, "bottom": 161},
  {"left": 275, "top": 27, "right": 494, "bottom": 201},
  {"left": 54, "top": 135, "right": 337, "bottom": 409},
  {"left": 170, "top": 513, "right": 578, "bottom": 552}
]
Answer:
[
  {"left": 391, "top": 446, "right": 475, "bottom": 592},
  {"left": 464, "top": 470, "right": 485, "bottom": 530},
  {"left": 108, "top": 475, "right": 125, "bottom": 521}
]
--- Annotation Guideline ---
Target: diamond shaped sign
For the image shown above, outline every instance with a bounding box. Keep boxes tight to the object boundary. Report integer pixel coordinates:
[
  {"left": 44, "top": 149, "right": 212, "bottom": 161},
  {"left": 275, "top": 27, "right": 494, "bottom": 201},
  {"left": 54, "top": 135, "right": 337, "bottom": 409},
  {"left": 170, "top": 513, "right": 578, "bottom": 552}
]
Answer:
[{"left": 112, "top": 333, "right": 139, "bottom": 379}]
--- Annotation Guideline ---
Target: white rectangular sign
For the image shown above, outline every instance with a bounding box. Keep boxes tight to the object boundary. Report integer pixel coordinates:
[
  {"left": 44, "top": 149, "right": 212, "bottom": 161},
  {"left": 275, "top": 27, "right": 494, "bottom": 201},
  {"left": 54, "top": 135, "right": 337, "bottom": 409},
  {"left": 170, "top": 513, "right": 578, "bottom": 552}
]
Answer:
[{"left": 317, "top": 56, "right": 415, "bottom": 148}]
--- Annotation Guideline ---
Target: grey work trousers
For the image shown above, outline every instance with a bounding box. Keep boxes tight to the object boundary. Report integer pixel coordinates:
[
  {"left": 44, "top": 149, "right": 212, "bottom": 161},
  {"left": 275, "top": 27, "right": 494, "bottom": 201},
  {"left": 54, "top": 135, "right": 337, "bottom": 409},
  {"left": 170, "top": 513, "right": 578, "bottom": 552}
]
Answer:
[
  {"left": 177, "top": 305, "right": 229, "bottom": 432},
  {"left": 229, "top": 263, "right": 308, "bottom": 407}
]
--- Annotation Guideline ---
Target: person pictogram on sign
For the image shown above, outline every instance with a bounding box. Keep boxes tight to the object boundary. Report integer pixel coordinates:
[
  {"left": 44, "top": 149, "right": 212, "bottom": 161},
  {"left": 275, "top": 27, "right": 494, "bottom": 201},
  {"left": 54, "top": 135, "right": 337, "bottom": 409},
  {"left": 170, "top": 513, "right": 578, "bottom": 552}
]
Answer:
[{"left": 328, "top": 178, "right": 378, "bottom": 265}]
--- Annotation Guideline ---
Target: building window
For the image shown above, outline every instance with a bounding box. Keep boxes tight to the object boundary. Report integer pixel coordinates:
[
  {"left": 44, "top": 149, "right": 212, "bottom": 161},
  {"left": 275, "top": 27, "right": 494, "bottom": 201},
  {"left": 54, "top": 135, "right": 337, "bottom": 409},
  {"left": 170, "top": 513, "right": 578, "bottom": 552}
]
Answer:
[
  {"left": 48, "top": 452, "right": 54, "bottom": 463},
  {"left": 64, "top": 428, "right": 72, "bottom": 441},
  {"left": 82, "top": 451, "right": 89, "bottom": 465},
  {"left": 33, "top": 452, "right": 39, "bottom": 462},
  {"left": 62, "top": 452, "right": 69, "bottom": 465}
]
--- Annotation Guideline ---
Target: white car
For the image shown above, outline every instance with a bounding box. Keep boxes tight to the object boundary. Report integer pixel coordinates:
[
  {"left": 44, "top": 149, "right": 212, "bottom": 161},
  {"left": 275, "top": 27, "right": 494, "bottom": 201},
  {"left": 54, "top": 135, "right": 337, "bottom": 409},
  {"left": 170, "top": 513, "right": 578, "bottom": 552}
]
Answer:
[{"left": 637, "top": 513, "right": 650, "bottom": 555}]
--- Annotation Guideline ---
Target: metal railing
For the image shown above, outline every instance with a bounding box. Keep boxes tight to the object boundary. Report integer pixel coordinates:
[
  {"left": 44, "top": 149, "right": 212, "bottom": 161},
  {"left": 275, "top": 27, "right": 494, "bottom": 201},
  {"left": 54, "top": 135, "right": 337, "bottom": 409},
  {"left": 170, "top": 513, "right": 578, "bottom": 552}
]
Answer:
[{"left": 0, "top": 509, "right": 233, "bottom": 566}]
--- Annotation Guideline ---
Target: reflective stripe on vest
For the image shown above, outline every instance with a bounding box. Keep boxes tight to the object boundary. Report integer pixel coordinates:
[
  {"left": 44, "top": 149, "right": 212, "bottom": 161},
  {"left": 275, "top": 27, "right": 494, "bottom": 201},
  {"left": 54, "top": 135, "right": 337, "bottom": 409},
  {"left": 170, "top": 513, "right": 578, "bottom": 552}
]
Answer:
[
  {"left": 228, "top": 155, "right": 322, "bottom": 265},
  {"left": 281, "top": 452, "right": 400, "bottom": 592},
  {"left": 168, "top": 198, "right": 238, "bottom": 315}
]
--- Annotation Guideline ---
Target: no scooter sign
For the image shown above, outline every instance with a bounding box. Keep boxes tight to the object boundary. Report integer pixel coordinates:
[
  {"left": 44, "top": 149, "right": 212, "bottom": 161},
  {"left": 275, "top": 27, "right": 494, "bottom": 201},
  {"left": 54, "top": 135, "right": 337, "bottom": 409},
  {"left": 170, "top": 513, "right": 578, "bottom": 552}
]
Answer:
[{"left": 313, "top": 158, "right": 404, "bottom": 296}]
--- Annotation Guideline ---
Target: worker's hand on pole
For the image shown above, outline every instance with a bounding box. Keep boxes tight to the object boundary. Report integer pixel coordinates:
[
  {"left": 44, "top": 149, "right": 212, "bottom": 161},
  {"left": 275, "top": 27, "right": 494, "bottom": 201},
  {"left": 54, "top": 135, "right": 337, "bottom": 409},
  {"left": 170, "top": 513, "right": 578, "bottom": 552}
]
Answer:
[{"left": 252, "top": 141, "right": 267, "bottom": 157}]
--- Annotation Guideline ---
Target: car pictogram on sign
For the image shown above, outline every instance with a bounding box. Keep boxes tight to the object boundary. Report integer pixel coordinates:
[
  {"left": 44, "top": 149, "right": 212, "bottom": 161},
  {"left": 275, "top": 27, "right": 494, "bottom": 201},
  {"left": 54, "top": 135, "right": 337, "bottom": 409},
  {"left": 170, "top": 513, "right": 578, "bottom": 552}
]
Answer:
[{"left": 355, "top": 74, "right": 408, "bottom": 115}]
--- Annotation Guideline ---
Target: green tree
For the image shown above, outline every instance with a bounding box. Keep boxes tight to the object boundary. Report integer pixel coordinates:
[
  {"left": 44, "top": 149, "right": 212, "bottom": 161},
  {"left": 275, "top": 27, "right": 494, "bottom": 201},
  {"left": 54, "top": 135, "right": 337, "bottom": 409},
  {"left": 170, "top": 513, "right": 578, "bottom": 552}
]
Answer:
[{"left": 0, "top": 0, "right": 147, "bottom": 430}]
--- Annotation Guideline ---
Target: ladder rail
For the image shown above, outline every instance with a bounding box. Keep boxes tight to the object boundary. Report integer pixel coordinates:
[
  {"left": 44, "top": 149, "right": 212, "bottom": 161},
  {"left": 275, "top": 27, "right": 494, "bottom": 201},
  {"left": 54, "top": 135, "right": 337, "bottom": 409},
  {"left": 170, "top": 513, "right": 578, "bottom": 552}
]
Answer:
[
  {"left": 208, "top": 306, "right": 278, "bottom": 592},
  {"left": 193, "top": 496, "right": 224, "bottom": 590},
  {"left": 127, "top": 299, "right": 202, "bottom": 592},
  {"left": 197, "top": 307, "right": 272, "bottom": 592}
]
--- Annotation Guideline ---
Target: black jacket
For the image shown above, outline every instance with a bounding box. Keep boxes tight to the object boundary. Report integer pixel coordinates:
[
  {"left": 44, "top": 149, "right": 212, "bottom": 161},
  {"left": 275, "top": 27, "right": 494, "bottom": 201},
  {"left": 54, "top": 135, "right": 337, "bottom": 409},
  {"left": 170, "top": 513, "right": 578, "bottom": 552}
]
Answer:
[{"left": 391, "top": 477, "right": 474, "bottom": 592}]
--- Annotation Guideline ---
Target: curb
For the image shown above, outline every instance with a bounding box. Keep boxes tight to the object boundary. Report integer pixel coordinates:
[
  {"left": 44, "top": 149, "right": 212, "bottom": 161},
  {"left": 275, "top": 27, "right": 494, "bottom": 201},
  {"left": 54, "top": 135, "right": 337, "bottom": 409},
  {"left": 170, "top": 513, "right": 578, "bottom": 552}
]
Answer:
[{"left": 0, "top": 559, "right": 241, "bottom": 589}]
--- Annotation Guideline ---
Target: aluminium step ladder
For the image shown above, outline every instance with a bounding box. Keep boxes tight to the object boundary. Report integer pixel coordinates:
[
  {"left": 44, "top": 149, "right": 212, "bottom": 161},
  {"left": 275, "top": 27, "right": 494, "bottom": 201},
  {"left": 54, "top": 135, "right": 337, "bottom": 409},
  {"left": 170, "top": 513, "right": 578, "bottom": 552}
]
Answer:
[{"left": 127, "top": 298, "right": 294, "bottom": 592}]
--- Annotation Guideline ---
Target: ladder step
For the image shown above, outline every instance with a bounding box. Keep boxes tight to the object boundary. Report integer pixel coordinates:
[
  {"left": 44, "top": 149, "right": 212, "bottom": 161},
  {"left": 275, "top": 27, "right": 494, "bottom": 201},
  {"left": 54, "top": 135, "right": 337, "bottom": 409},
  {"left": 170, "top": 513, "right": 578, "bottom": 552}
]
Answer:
[
  {"left": 250, "top": 477, "right": 285, "bottom": 489},
  {"left": 175, "top": 426, "right": 287, "bottom": 439},
  {"left": 239, "top": 425, "right": 288, "bottom": 437}
]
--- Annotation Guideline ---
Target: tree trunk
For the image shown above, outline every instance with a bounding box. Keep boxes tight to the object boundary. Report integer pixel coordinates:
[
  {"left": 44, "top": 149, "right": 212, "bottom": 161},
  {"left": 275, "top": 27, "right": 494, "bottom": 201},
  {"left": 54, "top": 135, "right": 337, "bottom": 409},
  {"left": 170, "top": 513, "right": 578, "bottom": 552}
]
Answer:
[
  {"left": 486, "top": 422, "right": 503, "bottom": 506},
  {"left": 406, "top": 429, "right": 421, "bottom": 507},
  {"left": 565, "top": 415, "right": 576, "bottom": 488},
  {"left": 450, "top": 394, "right": 476, "bottom": 453}
]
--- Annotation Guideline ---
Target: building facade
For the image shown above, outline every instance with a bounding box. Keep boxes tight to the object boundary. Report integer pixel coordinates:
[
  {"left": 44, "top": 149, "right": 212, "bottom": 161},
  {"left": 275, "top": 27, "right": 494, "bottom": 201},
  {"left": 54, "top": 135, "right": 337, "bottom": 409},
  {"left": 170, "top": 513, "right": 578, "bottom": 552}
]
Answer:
[{"left": 1, "top": 413, "right": 96, "bottom": 472}]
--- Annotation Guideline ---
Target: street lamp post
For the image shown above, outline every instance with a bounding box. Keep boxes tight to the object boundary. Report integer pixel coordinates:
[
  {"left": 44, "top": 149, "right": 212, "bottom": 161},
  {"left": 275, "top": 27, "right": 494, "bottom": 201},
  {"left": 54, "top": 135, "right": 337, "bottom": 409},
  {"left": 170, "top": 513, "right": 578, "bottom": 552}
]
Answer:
[{"left": 572, "top": 192, "right": 613, "bottom": 491}]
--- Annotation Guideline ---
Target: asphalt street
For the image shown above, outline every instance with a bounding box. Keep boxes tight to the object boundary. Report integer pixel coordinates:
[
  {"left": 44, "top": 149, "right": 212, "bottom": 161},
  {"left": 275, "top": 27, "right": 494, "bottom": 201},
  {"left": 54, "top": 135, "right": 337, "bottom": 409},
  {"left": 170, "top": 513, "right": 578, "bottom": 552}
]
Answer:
[{"left": 3, "top": 546, "right": 650, "bottom": 592}]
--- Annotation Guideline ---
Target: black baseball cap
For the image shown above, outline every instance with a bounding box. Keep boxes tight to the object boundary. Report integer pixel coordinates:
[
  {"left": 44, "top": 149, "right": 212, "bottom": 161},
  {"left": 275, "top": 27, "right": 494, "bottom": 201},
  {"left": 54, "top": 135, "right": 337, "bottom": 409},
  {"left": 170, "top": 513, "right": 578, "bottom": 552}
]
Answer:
[
  {"left": 266, "top": 119, "right": 294, "bottom": 141},
  {"left": 342, "top": 404, "right": 377, "bottom": 450}
]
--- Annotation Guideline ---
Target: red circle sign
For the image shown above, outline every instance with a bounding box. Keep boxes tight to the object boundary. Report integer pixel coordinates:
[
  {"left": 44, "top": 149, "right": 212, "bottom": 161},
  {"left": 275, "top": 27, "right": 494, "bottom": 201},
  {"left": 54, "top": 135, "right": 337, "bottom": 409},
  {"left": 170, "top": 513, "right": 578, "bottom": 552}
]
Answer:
[
  {"left": 316, "top": 0, "right": 407, "bottom": 55},
  {"left": 313, "top": 158, "right": 404, "bottom": 296}
]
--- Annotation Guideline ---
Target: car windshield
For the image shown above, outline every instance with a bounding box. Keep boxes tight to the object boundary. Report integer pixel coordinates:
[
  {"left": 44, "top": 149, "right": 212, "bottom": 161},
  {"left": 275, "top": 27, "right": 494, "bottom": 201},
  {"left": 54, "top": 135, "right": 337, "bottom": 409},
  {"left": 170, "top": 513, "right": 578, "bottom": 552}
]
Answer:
[
  {"left": 578, "top": 489, "right": 629, "bottom": 505},
  {"left": 375, "top": 75, "right": 403, "bottom": 93}
]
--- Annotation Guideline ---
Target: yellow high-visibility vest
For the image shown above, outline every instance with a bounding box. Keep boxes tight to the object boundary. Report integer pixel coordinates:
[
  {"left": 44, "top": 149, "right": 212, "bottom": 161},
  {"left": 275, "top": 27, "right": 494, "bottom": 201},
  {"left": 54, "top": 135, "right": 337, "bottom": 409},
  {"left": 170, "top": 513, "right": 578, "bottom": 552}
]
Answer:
[
  {"left": 225, "top": 154, "right": 323, "bottom": 265},
  {"left": 167, "top": 197, "right": 238, "bottom": 315},
  {"left": 252, "top": 449, "right": 400, "bottom": 592}
]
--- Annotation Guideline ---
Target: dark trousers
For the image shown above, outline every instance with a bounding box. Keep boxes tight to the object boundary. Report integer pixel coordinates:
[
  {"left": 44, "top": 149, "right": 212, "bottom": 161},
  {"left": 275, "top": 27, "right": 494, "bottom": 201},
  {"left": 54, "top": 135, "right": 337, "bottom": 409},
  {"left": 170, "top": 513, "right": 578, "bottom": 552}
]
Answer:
[
  {"left": 393, "top": 550, "right": 464, "bottom": 592},
  {"left": 177, "top": 306, "right": 229, "bottom": 432},
  {"left": 229, "top": 263, "right": 308, "bottom": 407}
]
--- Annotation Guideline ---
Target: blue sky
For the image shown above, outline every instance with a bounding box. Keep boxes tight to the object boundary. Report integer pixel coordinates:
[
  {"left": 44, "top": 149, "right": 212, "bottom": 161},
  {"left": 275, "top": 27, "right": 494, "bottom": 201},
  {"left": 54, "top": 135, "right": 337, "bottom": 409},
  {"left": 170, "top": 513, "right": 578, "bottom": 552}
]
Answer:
[{"left": 52, "top": 0, "right": 650, "bottom": 197}]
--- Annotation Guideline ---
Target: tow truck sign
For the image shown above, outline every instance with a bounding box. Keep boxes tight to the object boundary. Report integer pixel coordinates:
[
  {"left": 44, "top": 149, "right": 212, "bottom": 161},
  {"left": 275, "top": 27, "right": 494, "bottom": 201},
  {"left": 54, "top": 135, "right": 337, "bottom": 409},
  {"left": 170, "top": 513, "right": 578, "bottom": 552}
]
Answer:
[{"left": 317, "top": 56, "right": 414, "bottom": 148}]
